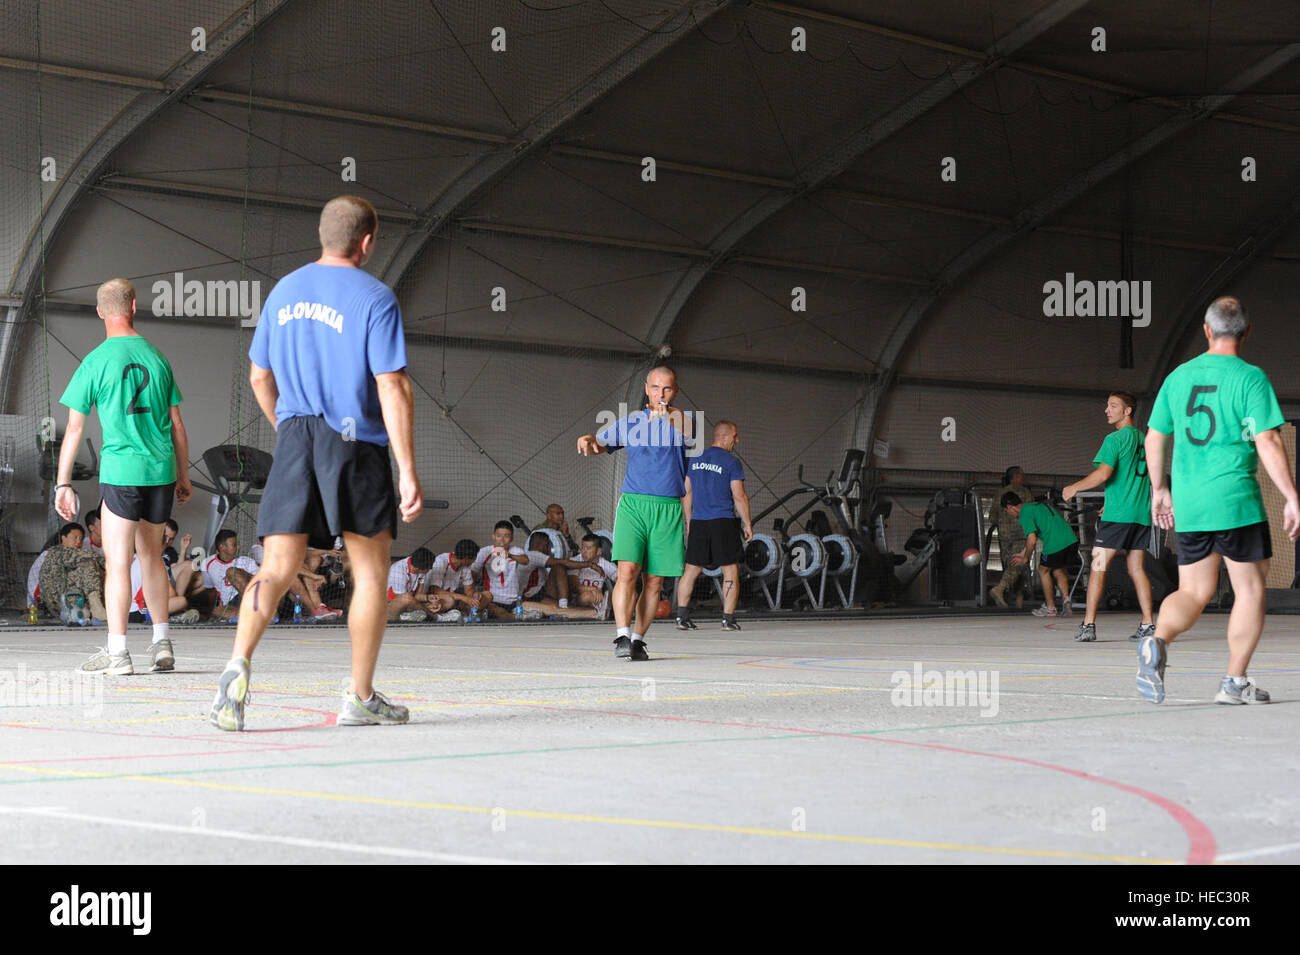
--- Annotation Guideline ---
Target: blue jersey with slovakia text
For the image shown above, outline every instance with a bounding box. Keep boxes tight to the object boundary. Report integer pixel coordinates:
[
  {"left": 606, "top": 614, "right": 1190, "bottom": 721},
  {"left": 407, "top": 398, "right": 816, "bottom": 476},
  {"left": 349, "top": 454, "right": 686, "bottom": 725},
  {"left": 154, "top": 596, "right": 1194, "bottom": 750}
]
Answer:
[
  {"left": 688, "top": 446, "right": 744, "bottom": 520},
  {"left": 249, "top": 262, "right": 406, "bottom": 445}
]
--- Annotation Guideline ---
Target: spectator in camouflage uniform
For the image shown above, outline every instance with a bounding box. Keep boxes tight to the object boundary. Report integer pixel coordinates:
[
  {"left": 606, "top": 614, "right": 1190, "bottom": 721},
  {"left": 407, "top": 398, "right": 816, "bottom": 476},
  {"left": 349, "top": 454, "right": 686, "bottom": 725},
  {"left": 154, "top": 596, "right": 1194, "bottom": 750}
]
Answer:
[
  {"left": 38, "top": 536, "right": 108, "bottom": 621},
  {"left": 988, "top": 466, "right": 1035, "bottom": 607}
]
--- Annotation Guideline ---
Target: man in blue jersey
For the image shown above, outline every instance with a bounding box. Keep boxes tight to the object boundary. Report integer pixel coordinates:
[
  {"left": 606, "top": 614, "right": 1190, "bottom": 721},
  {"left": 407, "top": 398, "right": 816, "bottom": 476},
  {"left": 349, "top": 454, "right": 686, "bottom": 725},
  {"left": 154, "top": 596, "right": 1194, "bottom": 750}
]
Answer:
[
  {"left": 674, "top": 420, "right": 752, "bottom": 631},
  {"left": 577, "top": 365, "right": 695, "bottom": 661},
  {"left": 210, "top": 195, "right": 424, "bottom": 730}
]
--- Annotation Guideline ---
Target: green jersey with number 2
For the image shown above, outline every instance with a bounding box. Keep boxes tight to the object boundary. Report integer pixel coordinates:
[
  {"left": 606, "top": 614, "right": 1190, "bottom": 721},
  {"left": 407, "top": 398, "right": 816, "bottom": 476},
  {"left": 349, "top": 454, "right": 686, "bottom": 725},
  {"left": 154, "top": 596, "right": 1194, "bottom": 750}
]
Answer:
[
  {"left": 1148, "top": 353, "right": 1284, "bottom": 532},
  {"left": 59, "top": 336, "right": 183, "bottom": 486},
  {"left": 1094, "top": 425, "right": 1151, "bottom": 525}
]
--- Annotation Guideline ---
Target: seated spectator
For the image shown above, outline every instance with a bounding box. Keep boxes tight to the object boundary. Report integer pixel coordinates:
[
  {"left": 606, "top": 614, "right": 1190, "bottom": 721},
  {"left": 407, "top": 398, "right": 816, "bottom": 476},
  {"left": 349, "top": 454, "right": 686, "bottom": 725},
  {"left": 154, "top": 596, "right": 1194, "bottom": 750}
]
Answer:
[
  {"left": 203, "top": 530, "right": 342, "bottom": 622},
  {"left": 387, "top": 547, "right": 437, "bottom": 622},
  {"left": 83, "top": 508, "right": 103, "bottom": 555},
  {"left": 161, "top": 520, "right": 207, "bottom": 607},
  {"left": 27, "top": 522, "right": 84, "bottom": 611},
  {"left": 567, "top": 533, "right": 618, "bottom": 619},
  {"left": 470, "top": 521, "right": 536, "bottom": 619},
  {"left": 128, "top": 554, "right": 199, "bottom": 624},
  {"left": 420, "top": 539, "right": 483, "bottom": 619},
  {"left": 533, "top": 503, "right": 579, "bottom": 555},
  {"left": 519, "top": 531, "right": 605, "bottom": 619},
  {"left": 36, "top": 522, "right": 109, "bottom": 622}
]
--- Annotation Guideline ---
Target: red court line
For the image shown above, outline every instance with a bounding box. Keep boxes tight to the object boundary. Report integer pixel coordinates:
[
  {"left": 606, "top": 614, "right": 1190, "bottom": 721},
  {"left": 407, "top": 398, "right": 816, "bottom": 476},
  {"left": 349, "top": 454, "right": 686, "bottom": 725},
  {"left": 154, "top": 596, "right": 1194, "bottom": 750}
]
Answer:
[{"left": 433, "top": 698, "right": 1217, "bottom": 865}]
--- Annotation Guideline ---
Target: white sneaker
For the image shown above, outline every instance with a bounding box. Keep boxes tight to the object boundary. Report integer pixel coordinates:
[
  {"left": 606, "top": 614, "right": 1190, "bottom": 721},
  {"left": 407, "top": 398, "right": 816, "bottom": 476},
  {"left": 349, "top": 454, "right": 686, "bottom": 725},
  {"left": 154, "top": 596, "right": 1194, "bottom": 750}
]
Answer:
[
  {"left": 399, "top": 609, "right": 429, "bottom": 622},
  {"left": 434, "top": 609, "right": 462, "bottom": 622}
]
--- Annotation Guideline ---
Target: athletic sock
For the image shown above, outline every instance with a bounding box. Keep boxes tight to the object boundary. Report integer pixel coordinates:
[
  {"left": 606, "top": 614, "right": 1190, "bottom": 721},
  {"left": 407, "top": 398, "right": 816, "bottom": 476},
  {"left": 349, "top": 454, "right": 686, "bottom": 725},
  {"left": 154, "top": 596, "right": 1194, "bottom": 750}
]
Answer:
[
  {"left": 558, "top": 598, "right": 568, "bottom": 609},
  {"left": 677, "top": 605, "right": 691, "bottom": 619},
  {"left": 152, "top": 623, "right": 168, "bottom": 644},
  {"left": 107, "top": 632, "right": 127, "bottom": 655},
  {"left": 1230, "top": 675, "right": 1249, "bottom": 687},
  {"left": 617, "top": 626, "right": 630, "bottom": 638},
  {"left": 631, "top": 632, "right": 644, "bottom": 643}
]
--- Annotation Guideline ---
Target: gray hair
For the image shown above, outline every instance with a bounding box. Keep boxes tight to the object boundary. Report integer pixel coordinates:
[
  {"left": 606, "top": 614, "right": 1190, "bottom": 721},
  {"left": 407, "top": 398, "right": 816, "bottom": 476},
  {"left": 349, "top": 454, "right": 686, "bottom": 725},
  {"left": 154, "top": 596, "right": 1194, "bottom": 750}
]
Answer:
[{"left": 1205, "top": 296, "right": 1249, "bottom": 340}]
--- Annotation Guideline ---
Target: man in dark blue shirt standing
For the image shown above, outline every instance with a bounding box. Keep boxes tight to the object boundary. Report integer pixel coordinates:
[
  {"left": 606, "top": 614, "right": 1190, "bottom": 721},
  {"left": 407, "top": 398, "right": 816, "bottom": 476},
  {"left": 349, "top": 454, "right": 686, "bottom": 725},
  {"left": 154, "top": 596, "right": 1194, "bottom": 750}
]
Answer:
[
  {"left": 675, "top": 420, "right": 751, "bottom": 631},
  {"left": 209, "top": 195, "right": 424, "bottom": 731}
]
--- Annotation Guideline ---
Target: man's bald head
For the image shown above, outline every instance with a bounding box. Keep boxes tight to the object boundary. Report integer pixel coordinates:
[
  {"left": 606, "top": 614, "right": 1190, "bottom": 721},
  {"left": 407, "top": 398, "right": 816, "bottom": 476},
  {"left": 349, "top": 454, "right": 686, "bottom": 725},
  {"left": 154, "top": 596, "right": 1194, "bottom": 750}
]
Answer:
[
  {"left": 319, "top": 196, "right": 378, "bottom": 258},
  {"left": 713, "top": 419, "right": 738, "bottom": 450},
  {"left": 96, "top": 278, "right": 136, "bottom": 321}
]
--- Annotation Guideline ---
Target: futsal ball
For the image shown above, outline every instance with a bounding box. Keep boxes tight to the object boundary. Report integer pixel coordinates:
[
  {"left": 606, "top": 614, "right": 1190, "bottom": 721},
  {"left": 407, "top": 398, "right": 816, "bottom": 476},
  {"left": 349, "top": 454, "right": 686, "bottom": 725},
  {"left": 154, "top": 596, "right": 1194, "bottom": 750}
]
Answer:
[
  {"left": 962, "top": 548, "right": 981, "bottom": 567},
  {"left": 655, "top": 598, "right": 672, "bottom": 619},
  {"left": 489, "top": 554, "right": 512, "bottom": 575}
]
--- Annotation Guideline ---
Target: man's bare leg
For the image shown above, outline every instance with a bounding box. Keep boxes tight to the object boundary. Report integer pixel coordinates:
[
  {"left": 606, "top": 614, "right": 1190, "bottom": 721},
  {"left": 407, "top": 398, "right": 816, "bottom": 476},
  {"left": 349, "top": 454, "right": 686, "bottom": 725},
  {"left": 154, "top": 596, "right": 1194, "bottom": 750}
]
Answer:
[
  {"left": 233, "top": 534, "right": 309, "bottom": 661},
  {"left": 99, "top": 504, "right": 138, "bottom": 642},
  {"left": 721, "top": 565, "right": 740, "bottom": 614},
  {"left": 1154, "top": 555, "right": 1219, "bottom": 646},
  {"left": 613, "top": 561, "right": 642, "bottom": 629},
  {"left": 1223, "top": 557, "right": 1268, "bottom": 677},
  {"left": 1084, "top": 547, "right": 1115, "bottom": 625},
  {"left": 136, "top": 519, "right": 170, "bottom": 630},
  {"left": 1127, "top": 548, "right": 1154, "bottom": 625},
  {"left": 341, "top": 528, "right": 393, "bottom": 701},
  {"left": 675, "top": 563, "right": 703, "bottom": 609},
  {"left": 635, "top": 574, "right": 664, "bottom": 637}
]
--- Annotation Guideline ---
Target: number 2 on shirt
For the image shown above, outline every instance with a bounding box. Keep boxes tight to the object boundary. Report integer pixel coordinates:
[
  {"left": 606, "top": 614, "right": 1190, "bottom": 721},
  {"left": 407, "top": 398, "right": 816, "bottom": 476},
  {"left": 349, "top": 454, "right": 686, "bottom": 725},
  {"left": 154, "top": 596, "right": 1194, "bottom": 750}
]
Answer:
[
  {"left": 123, "top": 363, "right": 151, "bottom": 415},
  {"left": 1185, "top": 385, "right": 1217, "bottom": 446}
]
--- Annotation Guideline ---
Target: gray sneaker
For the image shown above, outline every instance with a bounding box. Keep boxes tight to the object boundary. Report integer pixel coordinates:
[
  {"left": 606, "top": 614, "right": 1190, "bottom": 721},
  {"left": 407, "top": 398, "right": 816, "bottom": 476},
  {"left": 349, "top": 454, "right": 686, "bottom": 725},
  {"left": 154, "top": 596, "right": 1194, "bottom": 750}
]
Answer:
[
  {"left": 80, "top": 647, "right": 133, "bottom": 675},
  {"left": 1030, "top": 604, "right": 1058, "bottom": 617},
  {"left": 399, "top": 609, "right": 429, "bottom": 622},
  {"left": 434, "top": 609, "right": 462, "bottom": 623},
  {"left": 209, "top": 658, "right": 250, "bottom": 731},
  {"left": 1131, "top": 622, "right": 1156, "bottom": 642},
  {"left": 169, "top": 609, "right": 201, "bottom": 624},
  {"left": 1136, "top": 635, "right": 1168, "bottom": 704},
  {"left": 1215, "top": 677, "right": 1270, "bottom": 705},
  {"left": 339, "top": 689, "right": 409, "bottom": 725},
  {"left": 1058, "top": 601, "right": 1072, "bottom": 618},
  {"left": 1074, "top": 622, "right": 1096, "bottom": 642},
  {"left": 149, "top": 638, "right": 174, "bottom": 672}
]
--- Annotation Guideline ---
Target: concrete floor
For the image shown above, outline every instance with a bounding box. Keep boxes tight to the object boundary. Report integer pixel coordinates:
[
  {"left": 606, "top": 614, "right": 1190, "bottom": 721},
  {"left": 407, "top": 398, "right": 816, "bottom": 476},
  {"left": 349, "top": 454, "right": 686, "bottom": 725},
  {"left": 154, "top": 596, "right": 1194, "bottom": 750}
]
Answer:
[{"left": 1, "top": 610, "right": 1297, "bottom": 865}]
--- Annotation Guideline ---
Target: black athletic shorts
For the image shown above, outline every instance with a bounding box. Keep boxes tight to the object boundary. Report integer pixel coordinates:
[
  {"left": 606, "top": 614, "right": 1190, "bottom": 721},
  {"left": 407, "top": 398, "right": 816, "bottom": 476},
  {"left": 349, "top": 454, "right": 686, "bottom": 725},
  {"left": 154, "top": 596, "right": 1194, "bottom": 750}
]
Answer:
[
  {"left": 1176, "top": 521, "right": 1272, "bottom": 565},
  {"left": 1040, "top": 544, "right": 1076, "bottom": 569},
  {"left": 685, "top": 517, "right": 744, "bottom": 569},
  {"left": 100, "top": 483, "right": 174, "bottom": 524},
  {"left": 257, "top": 415, "right": 398, "bottom": 549},
  {"left": 1094, "top": 521, "right": 1152, "bottom": 553}
]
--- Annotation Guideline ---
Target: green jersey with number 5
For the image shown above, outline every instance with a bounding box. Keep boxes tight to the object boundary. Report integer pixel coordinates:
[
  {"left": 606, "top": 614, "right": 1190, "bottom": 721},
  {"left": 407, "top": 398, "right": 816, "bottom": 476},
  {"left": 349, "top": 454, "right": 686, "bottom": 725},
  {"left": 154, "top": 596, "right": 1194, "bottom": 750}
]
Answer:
[
  {"left": 1148, "top": 353, "right": 1283, "bottom": 532},
  {"left": 1093, "top": 424, "right": 1151, "bottom": 525},
  {"left": 59, "top": 336, "right": 183, "bottom": 486}
]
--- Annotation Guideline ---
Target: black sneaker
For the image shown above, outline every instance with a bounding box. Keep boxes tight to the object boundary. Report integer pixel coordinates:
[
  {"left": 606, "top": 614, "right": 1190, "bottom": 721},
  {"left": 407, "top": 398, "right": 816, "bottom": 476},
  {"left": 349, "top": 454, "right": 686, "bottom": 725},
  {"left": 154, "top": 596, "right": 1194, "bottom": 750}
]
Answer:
[
  {"left": 1074, "top": 622, "right": 1097, "bottom": 642},
  {"left": 630, "top": 638, "right": 649, "bottom": 662},
  {"left": 613, "top": 635, "right": 632, "bottom": 659},
  {"left": 675, "top": 615, "right": 697, "bottom": 631},
  {"left": 721, "top": 617, "right": 742, "bottom": 631}
]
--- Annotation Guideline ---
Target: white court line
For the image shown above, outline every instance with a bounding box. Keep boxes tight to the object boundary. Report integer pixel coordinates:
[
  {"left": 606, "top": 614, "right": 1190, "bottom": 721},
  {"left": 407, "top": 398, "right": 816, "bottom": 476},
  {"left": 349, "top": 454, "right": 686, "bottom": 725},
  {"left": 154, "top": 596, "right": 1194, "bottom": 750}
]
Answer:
[
  {"left": 0, "top": 805, "right": 532, "bottom": 865},
  {"left": 1214, "top": 841, "right": 1300, "bottom": 862}
]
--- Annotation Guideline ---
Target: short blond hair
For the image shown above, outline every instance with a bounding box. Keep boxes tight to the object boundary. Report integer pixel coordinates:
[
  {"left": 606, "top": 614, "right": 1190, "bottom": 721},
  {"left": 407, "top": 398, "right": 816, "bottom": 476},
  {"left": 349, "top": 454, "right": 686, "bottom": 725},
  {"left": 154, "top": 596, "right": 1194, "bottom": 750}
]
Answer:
[
  {"left": 96, "top": 278, "right": 135, "bottom": 319},
  {"left": 319, "top": 195, "right": 378, "bottom": 256}
]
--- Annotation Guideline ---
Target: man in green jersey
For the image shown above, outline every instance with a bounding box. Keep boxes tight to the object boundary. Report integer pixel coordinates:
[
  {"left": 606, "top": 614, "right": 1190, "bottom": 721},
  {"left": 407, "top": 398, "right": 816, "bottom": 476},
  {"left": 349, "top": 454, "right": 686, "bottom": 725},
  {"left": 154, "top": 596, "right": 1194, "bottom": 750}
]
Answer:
[
  {"left": 55, "top": 279, "right": 193, "bottom": 675},
  {"left": 1063, "top": 391, "right": 1154, "bottom": 643},
  {"left": 1003, "top": 495, "right": 1078, "bottom": 617},
  {"left": 1140, "top": 297, "right": 1299, "bottom": 705}
]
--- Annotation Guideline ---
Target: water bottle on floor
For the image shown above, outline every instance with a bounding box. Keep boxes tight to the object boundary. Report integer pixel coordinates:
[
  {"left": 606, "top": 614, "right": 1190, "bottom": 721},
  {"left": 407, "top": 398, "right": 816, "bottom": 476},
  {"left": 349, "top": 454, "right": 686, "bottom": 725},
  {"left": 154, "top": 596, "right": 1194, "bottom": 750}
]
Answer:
[{"left": 293, "top": 598, "right": 302, "bottom": 623}]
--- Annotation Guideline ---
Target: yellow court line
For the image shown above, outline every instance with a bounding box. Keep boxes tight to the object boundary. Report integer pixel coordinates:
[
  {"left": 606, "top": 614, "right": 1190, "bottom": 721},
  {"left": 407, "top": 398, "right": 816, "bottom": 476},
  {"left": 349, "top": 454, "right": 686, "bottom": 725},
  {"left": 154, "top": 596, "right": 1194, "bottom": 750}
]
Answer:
[{"left": 0, "top": 761, "right": 1178, "bottom": 865}]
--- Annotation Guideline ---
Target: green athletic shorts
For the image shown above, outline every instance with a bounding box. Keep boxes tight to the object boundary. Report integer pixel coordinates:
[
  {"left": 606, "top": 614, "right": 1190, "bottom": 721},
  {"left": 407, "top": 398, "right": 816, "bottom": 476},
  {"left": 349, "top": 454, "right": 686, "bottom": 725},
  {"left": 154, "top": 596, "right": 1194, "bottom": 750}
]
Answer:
[{"left": 612, "top": 493, "right": 684, "bottom": 577}]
